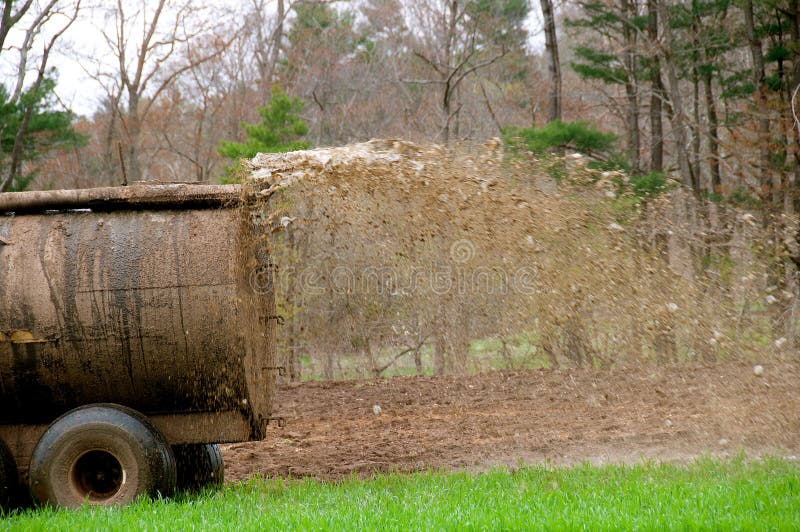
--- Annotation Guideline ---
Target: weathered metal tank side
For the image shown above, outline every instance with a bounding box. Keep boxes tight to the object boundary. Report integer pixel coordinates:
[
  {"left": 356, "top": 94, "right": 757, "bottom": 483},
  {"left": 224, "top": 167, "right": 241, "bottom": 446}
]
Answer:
[
  {"left": 0, "top": 185, "right": 275, "bottom": 439},
  {"left": 235, "top": 204, "right": 277, "bottom": 439}
]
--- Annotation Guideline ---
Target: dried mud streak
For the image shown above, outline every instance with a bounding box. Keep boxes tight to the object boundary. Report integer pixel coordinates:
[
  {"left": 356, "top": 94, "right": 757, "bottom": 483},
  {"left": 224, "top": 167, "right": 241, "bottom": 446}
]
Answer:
[{"left": 223, "top": 361, "right": 800, "bottom": 481}]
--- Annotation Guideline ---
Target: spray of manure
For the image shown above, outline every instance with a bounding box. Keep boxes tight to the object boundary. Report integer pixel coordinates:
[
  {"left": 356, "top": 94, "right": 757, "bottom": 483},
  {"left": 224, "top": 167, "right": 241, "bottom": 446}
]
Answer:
[{"left": 238, "top": 139, "right": 777, "bottom": 378}]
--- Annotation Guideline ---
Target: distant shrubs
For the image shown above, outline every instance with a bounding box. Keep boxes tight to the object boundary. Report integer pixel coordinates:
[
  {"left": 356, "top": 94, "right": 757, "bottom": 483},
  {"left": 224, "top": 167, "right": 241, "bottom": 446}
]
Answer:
[
  {"left": 503, "top": 120, "right": 679, "bottom": 202},
  {"left": 629, "top": 172, "right": 669, "bottom": 198},
  {"left": 502, "top": 120, "right": 618, "bottom": 159}
]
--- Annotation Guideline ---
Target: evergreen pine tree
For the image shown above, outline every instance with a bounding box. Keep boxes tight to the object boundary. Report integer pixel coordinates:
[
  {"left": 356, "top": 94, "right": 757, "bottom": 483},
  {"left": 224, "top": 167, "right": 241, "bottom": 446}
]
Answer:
[{"left": 218, "top": 86, "right": 311, "bottom": 162}]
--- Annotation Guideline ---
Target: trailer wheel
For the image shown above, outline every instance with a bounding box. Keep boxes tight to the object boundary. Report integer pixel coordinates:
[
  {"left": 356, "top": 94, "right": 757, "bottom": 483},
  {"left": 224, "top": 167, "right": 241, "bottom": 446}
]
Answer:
[
  {"left": 0, "top": 439, "right": 18, "bottom": 511},
  {"left": 28, "top": 404, "right": 176, "bottom": 508},
  {"left": 173, "top": 444, "right": 224, "bottom": 492}
]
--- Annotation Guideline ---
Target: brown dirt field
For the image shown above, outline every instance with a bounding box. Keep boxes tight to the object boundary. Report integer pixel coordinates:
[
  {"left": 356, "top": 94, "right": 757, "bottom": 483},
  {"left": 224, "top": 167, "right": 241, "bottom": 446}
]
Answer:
[{"left": 223, "top": 361, "right": 800, "bottom": 482}]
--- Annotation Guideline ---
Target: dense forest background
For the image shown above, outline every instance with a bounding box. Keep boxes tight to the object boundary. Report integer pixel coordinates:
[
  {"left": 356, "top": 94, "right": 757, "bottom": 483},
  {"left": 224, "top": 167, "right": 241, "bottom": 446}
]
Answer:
[
  {"left": 3, "top": 0, "right": 798, "bottom": 200},
  {"left": 2, "top": 0, "right": 800, "bottom": 377}
]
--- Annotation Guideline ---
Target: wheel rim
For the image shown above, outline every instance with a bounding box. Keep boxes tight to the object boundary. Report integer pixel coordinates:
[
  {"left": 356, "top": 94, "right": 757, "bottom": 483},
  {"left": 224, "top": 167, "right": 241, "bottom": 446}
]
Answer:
[{"left": 70, "top": 450, "right": 125, "bottom": 503}]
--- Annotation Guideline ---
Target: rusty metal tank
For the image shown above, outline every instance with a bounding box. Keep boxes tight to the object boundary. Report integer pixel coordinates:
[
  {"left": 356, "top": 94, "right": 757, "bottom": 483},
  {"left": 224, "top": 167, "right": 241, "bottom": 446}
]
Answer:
[{"left": 0, "top": 184, "right": 276, "bottom": 440}]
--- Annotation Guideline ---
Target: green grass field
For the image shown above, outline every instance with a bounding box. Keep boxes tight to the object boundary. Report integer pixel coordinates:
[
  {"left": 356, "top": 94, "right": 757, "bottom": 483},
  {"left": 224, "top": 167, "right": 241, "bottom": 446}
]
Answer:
[{"left": 2, "top": 458, "right": 798, "bottom": 531}]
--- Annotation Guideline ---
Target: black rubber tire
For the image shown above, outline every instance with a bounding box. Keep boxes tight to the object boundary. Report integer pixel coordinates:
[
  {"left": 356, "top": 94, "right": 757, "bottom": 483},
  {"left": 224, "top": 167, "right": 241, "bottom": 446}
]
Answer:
[
  {"left": 0, "top": 438, "right": 19, "bottom": 511},
  {"left": 173, "top": 444, "right": 224, "bottom": 492},
  {"left": 28, "top": 403, "right": 176, "bottom": 508}
]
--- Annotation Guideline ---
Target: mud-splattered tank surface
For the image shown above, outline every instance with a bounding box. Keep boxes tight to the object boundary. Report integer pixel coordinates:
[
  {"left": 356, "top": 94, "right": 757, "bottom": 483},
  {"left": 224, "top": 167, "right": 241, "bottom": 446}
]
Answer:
[{"left": 0, "top": 204, "right": 273, "bottom": 428}]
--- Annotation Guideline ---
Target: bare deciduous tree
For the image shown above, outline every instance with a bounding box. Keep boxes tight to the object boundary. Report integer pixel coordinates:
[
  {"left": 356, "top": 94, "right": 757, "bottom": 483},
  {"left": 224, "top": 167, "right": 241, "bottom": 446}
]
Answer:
[
  {"left": 251, "top": 0, "right": 289, "bottom": 91},
  {"left": 87, "top": 0, "right": 231, "bottom": 182},
  {"left": 404, "top": 0, "right": 509, "bottom": 143}
]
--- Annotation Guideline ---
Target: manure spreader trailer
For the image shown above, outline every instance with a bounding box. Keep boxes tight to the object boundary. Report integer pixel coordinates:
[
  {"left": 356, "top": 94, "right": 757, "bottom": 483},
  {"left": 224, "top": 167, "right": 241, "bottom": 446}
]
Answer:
[{"left": 0, "top": 184, "right": 277, "bottom": 508}]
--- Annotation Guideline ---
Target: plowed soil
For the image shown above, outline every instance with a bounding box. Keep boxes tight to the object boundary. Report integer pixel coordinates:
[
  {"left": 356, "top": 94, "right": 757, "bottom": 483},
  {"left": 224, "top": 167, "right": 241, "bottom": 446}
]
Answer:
[{"left": 223, "top": 361, "right": 800, "bottom": 482}]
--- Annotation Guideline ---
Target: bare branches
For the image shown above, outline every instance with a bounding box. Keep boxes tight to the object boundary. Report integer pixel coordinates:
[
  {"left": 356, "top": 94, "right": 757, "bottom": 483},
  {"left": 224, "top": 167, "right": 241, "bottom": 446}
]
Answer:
[
  {"left": 449, "top": 50, "right": 507, "bottom": 91},
  {"left": 373, "top": 335, "right": 429, "bottom": 377},
  {"left": 250, "top": 0, "right": 293, "bottom": 89},
  {"left": 399, "top": 78, "right": 443, "bottom": 85},
  {"left": 0, "top": 0, "right": 34, "bottom": 51},
  {"left": 413, "top": 49, "right": 443, "bottom": 76},
  {"left": 479, "top": 81, "right": 502, "bottom": 134},
  {"left": 404, "top": 0, "right": 512, "bottom": 143},
  {"left": 10, "top": 0, "right": 58, "bottom": 101},
  {"left": 0, "top": 0, "right": 82, "bottom": 193},
  {"left": 88, "top": 0, "right": 234, "bottom": 181}
]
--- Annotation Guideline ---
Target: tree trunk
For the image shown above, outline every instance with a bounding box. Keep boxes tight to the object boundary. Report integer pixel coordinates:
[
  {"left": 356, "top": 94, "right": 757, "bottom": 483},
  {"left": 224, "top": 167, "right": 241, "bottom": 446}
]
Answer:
[
  {"left": 541, "top": 0, "right": 561, "bottom": 122},
  {"left": 777, "top": 49, "right": 789, "bottom": 210},
  {"left": 453, "top": 83, "right": 461, "bottom": 139},
  {"left": 743, "top": 0, "right": 772, "bottom": 201},
  {"left": 788, "top": 0, "right": 800, "bottom": 214},
  {"left": 102, "top": 97, "right": 121, "bottom": 185},
  {"left": 363, "top": 338, "right": 378, "bottom": 377},
  {"left": 126, "top": 92, "right": 143, "bottom": 183},
  {"left": 287, "top": 347, "right": 301, "bottom": 382},
  {"left": 255, "top": 0, "right": 284, "bottom": 93},
  {"left": 267, "top": 0, "right": 284, "bottom": 87},
  {"left": 434, "top": 333, "right": 446, "bottom": 376},
  {"left": 703, "top": 72, "right": 721, "bottom": 193},
  {"left": 784, "top": 1, "right": 800, "bottom": 347},
  {"left": 323, "top": 351, "right": 335, "bottom": 380},
  {"left": 661, "top": 1, "right": 694, "bottom": 190},
  {"left": 691, "top": 68, "right": 702, "bottom": 190},
  {"left": 622, "top": 0, "right": 640, "bottom": 174},
  {"left": 442, "top": 82, "right": 452, "bottom": 144},
  {"left": 449, "top": 322, "right": 469, "bottom": 374},
  {"left": 625, "top": 76, "right": 641, "bottom": 176},
  {"left": 647, "top": 0, "right": 664, "bottom": 173},
  {"left": 440, "top": 0, "right": 459, "bottom": 144}
]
